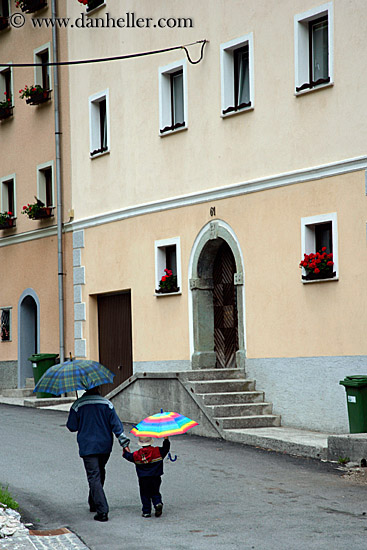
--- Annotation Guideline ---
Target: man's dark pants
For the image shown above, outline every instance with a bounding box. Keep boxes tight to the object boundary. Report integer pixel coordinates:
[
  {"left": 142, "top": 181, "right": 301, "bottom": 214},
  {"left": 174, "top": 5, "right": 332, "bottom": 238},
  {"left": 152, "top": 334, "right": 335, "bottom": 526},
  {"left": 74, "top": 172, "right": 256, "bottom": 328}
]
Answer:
[
  {"left": 138, "top": 476, "right": 162, "bottom": 514},
  {"left": 82, "top": 454, "right": 110, "bottom": 514}
]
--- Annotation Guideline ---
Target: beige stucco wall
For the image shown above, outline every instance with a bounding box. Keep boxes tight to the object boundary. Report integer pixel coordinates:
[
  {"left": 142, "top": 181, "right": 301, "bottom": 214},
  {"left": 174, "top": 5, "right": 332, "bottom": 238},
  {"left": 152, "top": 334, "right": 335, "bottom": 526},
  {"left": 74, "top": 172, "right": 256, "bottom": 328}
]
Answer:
[
  {"left": 79, "top": 170, "right": 366, "bottom": 362},
  {"left": 0, "top": 2, "right": 73, "bottom": 367},
  {"left": 67, "top": 0, "right": 367, "bottom": 220}
]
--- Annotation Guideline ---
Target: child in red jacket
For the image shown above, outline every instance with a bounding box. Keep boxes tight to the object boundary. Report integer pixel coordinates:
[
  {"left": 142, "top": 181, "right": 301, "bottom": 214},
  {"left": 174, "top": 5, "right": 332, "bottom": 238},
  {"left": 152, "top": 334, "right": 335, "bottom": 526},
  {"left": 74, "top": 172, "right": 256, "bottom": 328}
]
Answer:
[{"left": 123, "top": 435, "right": 170, "bottom": 517}]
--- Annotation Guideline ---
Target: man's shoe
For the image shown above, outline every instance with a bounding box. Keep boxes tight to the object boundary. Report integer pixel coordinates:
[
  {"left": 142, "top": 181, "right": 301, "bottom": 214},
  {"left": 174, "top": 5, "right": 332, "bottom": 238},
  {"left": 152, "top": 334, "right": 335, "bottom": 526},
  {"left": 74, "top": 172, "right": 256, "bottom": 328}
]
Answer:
[
  {"left": 94, "top": 513, "right": 108, "bottom": 522},
  {"left": 155, "top": 503, "right": 163, "bottom": 517},
  {"left": 142, "top": 513, "right": 151, "bottom": 518}
]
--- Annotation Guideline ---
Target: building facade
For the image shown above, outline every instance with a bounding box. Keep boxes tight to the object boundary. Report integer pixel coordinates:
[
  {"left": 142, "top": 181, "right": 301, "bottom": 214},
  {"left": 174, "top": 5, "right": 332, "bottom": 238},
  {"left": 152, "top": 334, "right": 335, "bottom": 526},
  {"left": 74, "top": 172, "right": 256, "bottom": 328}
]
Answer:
[
  {"left": 0, "top": 0, "right": 73, "bottom": 388},
  {"left": 1, "top": 0, "right": 366, "bottom": 434}
]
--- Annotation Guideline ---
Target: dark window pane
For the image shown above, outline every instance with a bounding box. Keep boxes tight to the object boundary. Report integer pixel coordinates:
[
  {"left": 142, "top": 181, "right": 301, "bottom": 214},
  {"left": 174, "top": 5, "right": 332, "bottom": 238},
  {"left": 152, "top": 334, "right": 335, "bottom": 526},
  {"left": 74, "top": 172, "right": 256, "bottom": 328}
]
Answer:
[
  {"left": 171, "top": 70, "right": 184, "bottom": 126},
  {"left": 234, "top": 46, "right": 250, "bottom": 107},
  {"left": 165, "top": 245, "right": 177, "bottom": 276},
  {"left": 311, "top": 17, "right": 328, "bottom": 81},
  {"left": 1, "top": 309, "right": 10, "bottom": 341},
  {"left": 315, "top": 221, "right": 332, "bottom": 253},
  {"left": 99, "top": 99, "right": 107, "bottom": 149},
  {"left": 39, "top": 51, "right": 50, "bottom": 89}
]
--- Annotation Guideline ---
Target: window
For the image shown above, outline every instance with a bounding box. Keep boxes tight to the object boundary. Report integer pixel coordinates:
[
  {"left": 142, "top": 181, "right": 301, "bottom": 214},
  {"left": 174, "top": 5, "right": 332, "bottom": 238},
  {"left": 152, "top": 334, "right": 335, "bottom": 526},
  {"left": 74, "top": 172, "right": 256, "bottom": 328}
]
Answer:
[
  {"left": 1, "top": 307, "right": 11, "bottom": 341},
  {"left": 89, "top": 89, "right": 109, "bottom": 157},
  {"left": 0, "top": 0, "right": 10, "bottom": 30},
  {"left": 301, "top": 213, "right": 338, "bottom": 282},
  {"left": 0, "top": 66, "right": 13, "bottom": 106},
  {"left": 220, "top": 33, "right": 254, "bottom": 116},
  {"left": 37, "top": 162, "right": 54, "bottom": 206},
  {"left": 159, "top": 60, "right": 187, "bottom": 135},
  {"left": 294, "top": 3, "right": 333, "bottom": 93},
  {"left": 86, "top": 0, "right": 105, "bottom": 13},
  {"left": 1, "top": 174, "right": 15, "bottom": 216},
  {"left": 155, "top": 237, "right": 182, "bottom": 295},
  {"left": 34, "top": 44, "right": 51, "bottom": 90}
]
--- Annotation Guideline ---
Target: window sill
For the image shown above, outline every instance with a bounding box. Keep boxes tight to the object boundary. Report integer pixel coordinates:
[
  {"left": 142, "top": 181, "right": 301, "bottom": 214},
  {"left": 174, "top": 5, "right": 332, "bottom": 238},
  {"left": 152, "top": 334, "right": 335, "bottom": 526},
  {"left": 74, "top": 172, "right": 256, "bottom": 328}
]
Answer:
[
  {"left": 90, "top": 149, "right": 110, "bottom": 159},
  {"left": 159, "top": 125, "right": 188, "bottom": 138},
  {"left": 86, "top": 1, "right": 106, "bottom": 15},
  {"left": 295, "top": 81, "right": 334, "bottom": 97},
  {"left": 154, "top": 291, "right": 182, "bottom": 297},
  {"left": 221, "top": 105, "right": 254, "bottom": 118},
  {"left": 301, "top": 276, "right": 339, "bottom": 284}
]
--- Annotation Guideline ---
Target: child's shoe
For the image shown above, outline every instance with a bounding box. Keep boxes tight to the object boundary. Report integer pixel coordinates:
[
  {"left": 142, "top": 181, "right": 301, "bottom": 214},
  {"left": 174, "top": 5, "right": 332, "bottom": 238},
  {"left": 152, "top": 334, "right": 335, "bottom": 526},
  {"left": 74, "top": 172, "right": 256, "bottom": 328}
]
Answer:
[
  {"left": 155, "top": 503, "right": 163, "bottom": 517},
  {"left": 142, "top": 513, "right": 151, "bottom": 518}
]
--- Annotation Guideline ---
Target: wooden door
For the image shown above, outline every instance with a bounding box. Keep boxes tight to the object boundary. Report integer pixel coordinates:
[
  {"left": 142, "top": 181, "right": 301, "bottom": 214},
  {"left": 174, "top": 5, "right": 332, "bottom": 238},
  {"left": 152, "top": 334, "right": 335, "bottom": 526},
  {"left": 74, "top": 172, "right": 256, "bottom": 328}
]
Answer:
[
  {"left": 97, "top": 291, "right": 133, "bottom": 396},
  {"left": 213, "top": 242, "right": 238, "bottom": 368}
]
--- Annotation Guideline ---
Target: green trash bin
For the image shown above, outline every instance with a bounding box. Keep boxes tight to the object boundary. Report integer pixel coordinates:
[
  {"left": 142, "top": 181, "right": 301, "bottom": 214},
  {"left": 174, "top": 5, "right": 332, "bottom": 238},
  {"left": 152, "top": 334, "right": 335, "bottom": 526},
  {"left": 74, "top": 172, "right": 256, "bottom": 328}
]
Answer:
[
  {"left": 28, "top": 353, "right": 59, "bottom": 398},
  {"left": 339, "top": 375, "right": 367, "bottom": 433}
]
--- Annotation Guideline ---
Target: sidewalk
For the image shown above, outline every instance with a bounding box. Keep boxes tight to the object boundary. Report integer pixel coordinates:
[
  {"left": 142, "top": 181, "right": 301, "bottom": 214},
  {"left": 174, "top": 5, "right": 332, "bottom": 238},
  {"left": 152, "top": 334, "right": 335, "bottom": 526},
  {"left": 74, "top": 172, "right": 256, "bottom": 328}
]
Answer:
[
  {"left": 2, "top": 394, "right": 366, "bottom": 464},
  {"left": 0, "top": 528, "right": 90, "bottom": 550}
]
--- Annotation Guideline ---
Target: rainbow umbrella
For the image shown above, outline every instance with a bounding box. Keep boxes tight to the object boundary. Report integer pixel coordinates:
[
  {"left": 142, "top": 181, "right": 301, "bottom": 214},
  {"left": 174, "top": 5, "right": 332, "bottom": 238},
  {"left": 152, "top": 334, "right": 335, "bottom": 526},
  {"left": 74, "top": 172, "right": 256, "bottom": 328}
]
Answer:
[{"left": 130, "top": 411, "right": 198, "bottom": 438}]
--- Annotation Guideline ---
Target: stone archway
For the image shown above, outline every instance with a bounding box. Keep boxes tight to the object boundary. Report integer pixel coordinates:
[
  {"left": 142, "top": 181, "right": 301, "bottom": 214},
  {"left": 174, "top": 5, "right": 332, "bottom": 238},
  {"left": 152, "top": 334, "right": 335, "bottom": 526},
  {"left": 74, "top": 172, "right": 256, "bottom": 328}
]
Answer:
[
  {"left": 189, "top": 221, "right": 246, "bottom": 370},
  {"left": 18, "top": 289, "right": 40, "bottom": 388}
]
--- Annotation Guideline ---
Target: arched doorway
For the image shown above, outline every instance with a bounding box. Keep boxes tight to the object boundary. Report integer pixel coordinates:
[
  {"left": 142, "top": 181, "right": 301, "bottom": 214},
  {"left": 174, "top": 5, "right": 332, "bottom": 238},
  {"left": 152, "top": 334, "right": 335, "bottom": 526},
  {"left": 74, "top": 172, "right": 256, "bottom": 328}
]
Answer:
[
  {"left": 18, "top": 290, "right": 40, "bottom": 388},
  {"left": 213, "top": 241, "right": 238, "bottom": 368},
  {"left": 189, "top": 221, "right": 246, "bottom": 370}
]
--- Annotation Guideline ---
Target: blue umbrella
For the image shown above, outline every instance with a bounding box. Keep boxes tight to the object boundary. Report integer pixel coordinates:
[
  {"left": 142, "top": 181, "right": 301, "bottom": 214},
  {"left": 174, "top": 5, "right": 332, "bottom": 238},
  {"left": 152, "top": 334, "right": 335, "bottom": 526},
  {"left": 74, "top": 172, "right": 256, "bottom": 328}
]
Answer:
[{"left": 33, "top": 359, "right": 114, "bottom": 396}]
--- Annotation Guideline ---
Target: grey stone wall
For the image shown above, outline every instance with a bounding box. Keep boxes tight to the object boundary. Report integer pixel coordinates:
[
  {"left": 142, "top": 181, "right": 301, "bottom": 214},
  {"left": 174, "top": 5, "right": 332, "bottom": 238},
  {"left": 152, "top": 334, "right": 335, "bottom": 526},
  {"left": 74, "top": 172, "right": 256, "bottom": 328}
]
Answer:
[
  {"left": 0, "top": 361, "right": 17, "bottom": 390},
  {"left": 246, "top": 356, "right": 367, "bottom": 433},
  {"left": 110, "top": 374, "right": 221, "bottom": 439}
]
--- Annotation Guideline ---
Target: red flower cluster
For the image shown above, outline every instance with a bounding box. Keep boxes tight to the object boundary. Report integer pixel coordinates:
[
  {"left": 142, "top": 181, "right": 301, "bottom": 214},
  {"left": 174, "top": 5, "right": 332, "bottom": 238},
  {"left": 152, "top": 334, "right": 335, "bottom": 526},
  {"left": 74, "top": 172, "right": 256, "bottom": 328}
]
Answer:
[
  {"left": 19, "top": 85, "right": 45, "bottom": 100},
  {"left": 161, "top": 268, "right": 173, "bottom": 282},
  {"left": 0, "top": 92, "right": 12, "bottom": 109},
  {"left": 299, "top": 247, "right": 334, "bottom": 275},
  {"left": 78, "top": 0, "right": 88, "bottom": 4}
]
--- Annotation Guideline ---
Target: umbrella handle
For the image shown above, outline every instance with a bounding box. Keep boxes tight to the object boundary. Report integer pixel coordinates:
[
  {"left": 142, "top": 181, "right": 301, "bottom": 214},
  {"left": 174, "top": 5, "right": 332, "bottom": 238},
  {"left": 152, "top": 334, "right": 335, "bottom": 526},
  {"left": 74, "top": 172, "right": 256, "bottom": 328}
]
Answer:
[{"left": 167, "top": 452, "right": 177, "bottom": 462}]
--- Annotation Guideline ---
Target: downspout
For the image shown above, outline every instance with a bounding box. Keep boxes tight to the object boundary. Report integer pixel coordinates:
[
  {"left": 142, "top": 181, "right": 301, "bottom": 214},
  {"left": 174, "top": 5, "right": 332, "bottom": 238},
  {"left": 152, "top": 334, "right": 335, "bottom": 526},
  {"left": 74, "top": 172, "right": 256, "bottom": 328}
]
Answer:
[{"left": 51, "top": 0, "right": 64, "bottom": 362}]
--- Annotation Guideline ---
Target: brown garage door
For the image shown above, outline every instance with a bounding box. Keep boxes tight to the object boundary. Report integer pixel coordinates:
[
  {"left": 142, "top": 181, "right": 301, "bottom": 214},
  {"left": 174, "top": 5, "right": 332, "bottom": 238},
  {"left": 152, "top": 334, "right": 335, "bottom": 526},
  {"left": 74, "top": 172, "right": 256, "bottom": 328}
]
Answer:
[{"left": 97, "top": 291, "right": 133, "bottom": 396}]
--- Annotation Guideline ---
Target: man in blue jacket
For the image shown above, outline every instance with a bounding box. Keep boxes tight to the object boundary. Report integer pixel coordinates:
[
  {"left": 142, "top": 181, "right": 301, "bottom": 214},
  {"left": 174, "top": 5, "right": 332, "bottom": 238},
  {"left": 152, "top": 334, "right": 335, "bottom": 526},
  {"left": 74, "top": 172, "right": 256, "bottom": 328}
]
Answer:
[{"left": 66, "top": 386, "right": 130, "bottom": 522}]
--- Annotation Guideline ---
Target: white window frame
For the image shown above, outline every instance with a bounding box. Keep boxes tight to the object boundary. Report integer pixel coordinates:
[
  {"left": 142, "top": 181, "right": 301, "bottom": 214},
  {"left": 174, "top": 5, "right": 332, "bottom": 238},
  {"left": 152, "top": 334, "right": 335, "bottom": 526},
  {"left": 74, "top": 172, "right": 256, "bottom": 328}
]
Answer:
[
  {"left": 159, "top": 59, "right": 188, "bottom": 136},
  {"left": 37, "top": 161, "right": 54, "bottom": 207},
  {"left": 0, "top": 173, "right": 16, "bottom": 216},
  {"left": 34, "top": 43, "right": 52, "bottom": 90},
  {"left": 294, "top": 2, "right": 334, "bottom": 95},
  {"left": 301, "top": 212, "right": 338, "bottom": 282},
  {"left": 220, "top": 32, "right": 254, "bottom": 117},
  {"left": 0, "top": 306, "right": 12, "bottom": 342},
  {"left": 89, "top": 88, "right": 110, "bottom": 158},
  {"left": 0, "top": 63, "right": 14, "bottom": 106},
  {"left": 154, "top": 237, "right": 182, "bottom": 296}
]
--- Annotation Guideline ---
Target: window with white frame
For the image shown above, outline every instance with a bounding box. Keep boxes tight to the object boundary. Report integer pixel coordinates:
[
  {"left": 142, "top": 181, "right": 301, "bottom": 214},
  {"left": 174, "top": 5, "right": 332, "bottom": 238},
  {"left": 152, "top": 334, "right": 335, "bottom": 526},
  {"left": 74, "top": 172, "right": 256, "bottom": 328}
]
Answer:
[
  {"left": 159, "top": 60, "right": 187, "bottom": 135},
  {"left": 220, "top": 33, "right": 254, "bottom": 116},
  {"left": 1, "top": 175, "right": 15, "bottom": 217},
  {"left": 0, "top": 65, "right": 13, "bottom": 106},
  {"left": 0, "top": 307, "right": 11, "bottom": 341},
  {"left": 155, "top": 237, "right": 182, "bottom": 294},
  {"left": 294, "top": 2, "right": 333, "bottom": 93},
  {"left": 89, "top": 89, "right": 109, "bottom": 157},
  {"left": 34, "top": 44, "right": 52, "bottom": 91},
  {"left": 301, "top": 213, "right": 338, "bottom": 281},
  {"left": 37, "top": 162, "right": 54, "bottom": 206}
]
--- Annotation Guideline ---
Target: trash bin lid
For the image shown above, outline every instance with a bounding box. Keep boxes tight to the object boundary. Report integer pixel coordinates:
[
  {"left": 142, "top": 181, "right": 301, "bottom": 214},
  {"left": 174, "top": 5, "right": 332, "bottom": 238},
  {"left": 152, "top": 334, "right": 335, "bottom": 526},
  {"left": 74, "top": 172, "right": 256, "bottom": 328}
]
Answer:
[
  {"left": 28, "top": 353, "right": 59, "bottom": 362},
  {"left": 339, "top": 375, "right": 367, "bottom": 387}
]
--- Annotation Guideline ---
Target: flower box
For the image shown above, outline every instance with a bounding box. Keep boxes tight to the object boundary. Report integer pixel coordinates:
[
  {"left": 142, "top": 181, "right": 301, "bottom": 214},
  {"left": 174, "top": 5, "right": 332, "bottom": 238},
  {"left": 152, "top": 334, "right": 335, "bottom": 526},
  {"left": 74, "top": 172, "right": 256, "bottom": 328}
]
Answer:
[
  {"left": 32, "top": 206, "right": 54, "bottom": 220},
  {"left": 25, "top": 90, "right": 51, "bottom": 105},
  {"left": 16, "top": 0, "right": 47, "bottom": 13},
  {"left": 0, "top": 106, "right": 13, "bottom": 120},
  {"left": 302, "top": 269, "right": 336, "bottom": 281},
  {"left": 0, "top": 16, "right": 9, "bottom": 30},
  {"left": 0, "top": 217, "right": 16, "bottom": 230},
  {"left": 155, "top": 269, "right": 180, "bottom": 294},
  {"left": 86, "top": 0, "right": 104, "bottom": 12}
]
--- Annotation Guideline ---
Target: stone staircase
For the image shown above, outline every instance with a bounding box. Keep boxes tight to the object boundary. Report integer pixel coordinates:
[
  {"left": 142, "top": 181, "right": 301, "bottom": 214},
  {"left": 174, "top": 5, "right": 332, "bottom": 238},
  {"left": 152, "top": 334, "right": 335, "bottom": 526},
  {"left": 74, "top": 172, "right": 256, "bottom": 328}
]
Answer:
[
  {"left": 0, "top": 377, "right": 35, "bottom": 398},
  {"left": 183, "top": 368, "right": 281, "bottom": 434}
]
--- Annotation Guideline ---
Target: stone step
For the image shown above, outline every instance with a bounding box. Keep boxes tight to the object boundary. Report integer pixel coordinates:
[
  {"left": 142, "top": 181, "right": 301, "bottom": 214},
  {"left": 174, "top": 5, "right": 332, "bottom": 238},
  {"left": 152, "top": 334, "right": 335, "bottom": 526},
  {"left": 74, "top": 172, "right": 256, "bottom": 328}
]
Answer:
[
  {"left": 189, "top": 379, "right": 256, "bottom": 393},
  {"left": 1, "top": 388, "right": 34, "bottom": 398},
  {"left": 23, "top": 397, "right": 75, "bottom": 408},
  {"left": 199, "top": 391, "right": 265, "bottom": 405},
  {"left": 208, "top": 402, "right": 273, "bottom": 417},
  {"left": 184, "top": 369, "right": 245, "bottom": 381},
  {"left": 25, "top": 377, "right": 35, "bottom": 388},
  {"left": 216, "top": 415, "right": 281, "bottom": 430}
]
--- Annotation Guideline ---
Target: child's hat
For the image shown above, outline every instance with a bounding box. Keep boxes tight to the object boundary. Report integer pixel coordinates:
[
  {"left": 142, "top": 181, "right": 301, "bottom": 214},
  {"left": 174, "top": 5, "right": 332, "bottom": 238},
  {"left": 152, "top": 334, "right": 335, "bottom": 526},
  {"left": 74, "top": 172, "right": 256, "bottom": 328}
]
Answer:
[{"left": 138, "top": 436, "right": 153, "bottom": 447}]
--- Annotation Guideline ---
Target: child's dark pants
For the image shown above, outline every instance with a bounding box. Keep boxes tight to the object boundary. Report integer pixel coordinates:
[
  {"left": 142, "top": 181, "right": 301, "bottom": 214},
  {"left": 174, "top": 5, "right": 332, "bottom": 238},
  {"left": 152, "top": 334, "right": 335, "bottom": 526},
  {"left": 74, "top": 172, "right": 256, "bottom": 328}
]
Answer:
[{"left": 138, "top": 476, "right": 162, "bottom": 514}]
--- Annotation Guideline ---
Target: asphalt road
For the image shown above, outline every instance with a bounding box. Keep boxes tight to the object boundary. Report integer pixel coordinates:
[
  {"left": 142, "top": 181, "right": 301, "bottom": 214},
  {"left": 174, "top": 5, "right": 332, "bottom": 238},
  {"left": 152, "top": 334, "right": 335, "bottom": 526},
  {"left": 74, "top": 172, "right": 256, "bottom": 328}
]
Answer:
[{"left": 1, "top": 404, "right": 367, "bottom": 550}]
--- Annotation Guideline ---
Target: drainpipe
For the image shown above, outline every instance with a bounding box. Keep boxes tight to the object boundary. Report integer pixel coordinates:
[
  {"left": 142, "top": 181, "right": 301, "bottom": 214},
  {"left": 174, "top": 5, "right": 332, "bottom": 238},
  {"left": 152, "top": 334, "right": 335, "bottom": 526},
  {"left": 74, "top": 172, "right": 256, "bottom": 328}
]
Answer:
[{"left": 51, "top": 0, "right": 64, "bottom": 362}]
